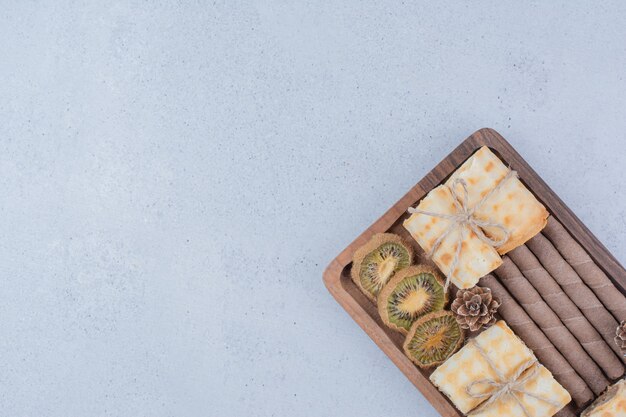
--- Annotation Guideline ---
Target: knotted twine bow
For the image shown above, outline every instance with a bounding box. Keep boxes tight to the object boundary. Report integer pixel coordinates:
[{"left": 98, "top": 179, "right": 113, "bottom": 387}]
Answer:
[
  {"left": 408, "top": 169, "right": 518, "bottom": 292},
  {"left": 465, "top": 338, "right": 563, "bottom": 417}
]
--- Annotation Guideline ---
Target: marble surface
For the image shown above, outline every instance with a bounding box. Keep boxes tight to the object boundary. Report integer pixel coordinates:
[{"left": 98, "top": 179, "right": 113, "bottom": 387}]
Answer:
[{"left": 1, "top": 2, "right": 625, "bottom": 416}]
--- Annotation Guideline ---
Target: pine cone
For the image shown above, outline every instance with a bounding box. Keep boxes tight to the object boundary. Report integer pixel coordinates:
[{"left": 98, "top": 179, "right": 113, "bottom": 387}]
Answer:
[
  {"left": 615, "top": 320, "right": 626, "bottom": 352},
  {"left": 451, "top": 286, "right": 501, "bottom": 332}
]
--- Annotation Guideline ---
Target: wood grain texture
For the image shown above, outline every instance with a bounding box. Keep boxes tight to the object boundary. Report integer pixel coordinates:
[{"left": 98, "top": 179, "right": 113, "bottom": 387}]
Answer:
[{"left": 322, "top": 128, "right": 626, "bottom": 417}]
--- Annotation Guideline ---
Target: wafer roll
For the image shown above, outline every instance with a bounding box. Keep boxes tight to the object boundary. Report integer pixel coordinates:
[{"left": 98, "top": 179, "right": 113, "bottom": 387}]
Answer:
[
  {"left": 509, "top": 245, "right": 624, "bottom": 379},
  {"left": 494, "top": 257, "right": 609, "bottom": 394},
  {"left": 526, "top": 234, "right": 626, "bottom": 363},
  {"left": 543, "top": 217, "right": 626, "bottom": 322},
  {"left": 481, "top": 274, "right": 593, "bottom": 406}
]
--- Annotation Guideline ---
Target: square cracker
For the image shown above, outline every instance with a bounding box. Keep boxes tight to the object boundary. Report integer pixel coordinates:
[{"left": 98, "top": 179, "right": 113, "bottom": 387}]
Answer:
[
  {"left": 445, "top": 146, "right": 548, "bottom": 255},
  {"left": 403, "top": 185, "right": 501, "bottom": 289},
  {"left": 430, "top": 321, "right": 570, "bottom": 416}
]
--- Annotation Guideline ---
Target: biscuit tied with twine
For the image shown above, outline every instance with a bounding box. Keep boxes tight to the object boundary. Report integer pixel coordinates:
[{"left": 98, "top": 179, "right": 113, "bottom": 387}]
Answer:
[
  {"left": 464, "top": 338, "right": 563, "bottom": 417},
  {"left": 408, "top": 170, "right": 517, "bottom": 291}
]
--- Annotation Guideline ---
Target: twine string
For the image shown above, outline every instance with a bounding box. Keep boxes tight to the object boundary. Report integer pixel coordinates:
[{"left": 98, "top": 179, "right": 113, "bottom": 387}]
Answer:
[{"left": 408, "top": 170, "right": 517, "bottom": 291}]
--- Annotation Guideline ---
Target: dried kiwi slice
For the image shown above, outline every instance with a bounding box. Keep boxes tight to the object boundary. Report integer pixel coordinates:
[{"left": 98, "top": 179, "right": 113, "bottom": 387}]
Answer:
[
  {"left": 377, "top": 265, "right": 447, "bottom": 334},
  {"left": 351, "top": 233, "right": 412, "bottom": 302},
  {"left": 403, "top": 311, "right": 464, "bottom": 368}
]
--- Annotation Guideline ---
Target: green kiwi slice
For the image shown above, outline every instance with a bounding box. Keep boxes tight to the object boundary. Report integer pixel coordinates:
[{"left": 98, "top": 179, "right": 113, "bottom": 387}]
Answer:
[
  {"left": 378, "top": 265, "right": 447, "bottom": 334},
  {"left": 403, "top": 311, "right": 464, "bottom": 368},
  {"left": 350, "top": 233, "right": 412, "bottom": 302}
]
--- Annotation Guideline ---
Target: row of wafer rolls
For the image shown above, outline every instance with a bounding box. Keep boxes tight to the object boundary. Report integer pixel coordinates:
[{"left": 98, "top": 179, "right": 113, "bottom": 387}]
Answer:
[
  {"left": 543, "top": 216, "right": 626, "bottom": 322},
  {"left": 536, "top": 220, "right": 626, "bottom": 417},
  {"left": 529, "top": 220, "right": 626, "bottom": 359},
  {"left": 477, "top": 218, "right": 626, "bottom": 409},
  {"left": 507, "top": 247, "right": 626, "bottom": 373}
]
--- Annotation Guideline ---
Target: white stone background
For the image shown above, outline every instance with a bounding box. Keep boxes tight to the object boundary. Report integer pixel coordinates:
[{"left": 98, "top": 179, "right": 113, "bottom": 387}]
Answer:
[{"left": 1, "top": 2, "right": 625, "bottom": 416}]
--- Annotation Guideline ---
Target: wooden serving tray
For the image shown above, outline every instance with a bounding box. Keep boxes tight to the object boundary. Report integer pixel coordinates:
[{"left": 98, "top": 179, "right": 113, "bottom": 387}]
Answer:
[{"left": 323, "top": 128, "right": 626, "bottom": 417}]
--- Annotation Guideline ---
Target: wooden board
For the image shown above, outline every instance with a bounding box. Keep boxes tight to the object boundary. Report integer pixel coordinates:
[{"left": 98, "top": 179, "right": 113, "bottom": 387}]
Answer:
[{"left": 322, "top": 128, "right": 626, "bottom": 417}]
